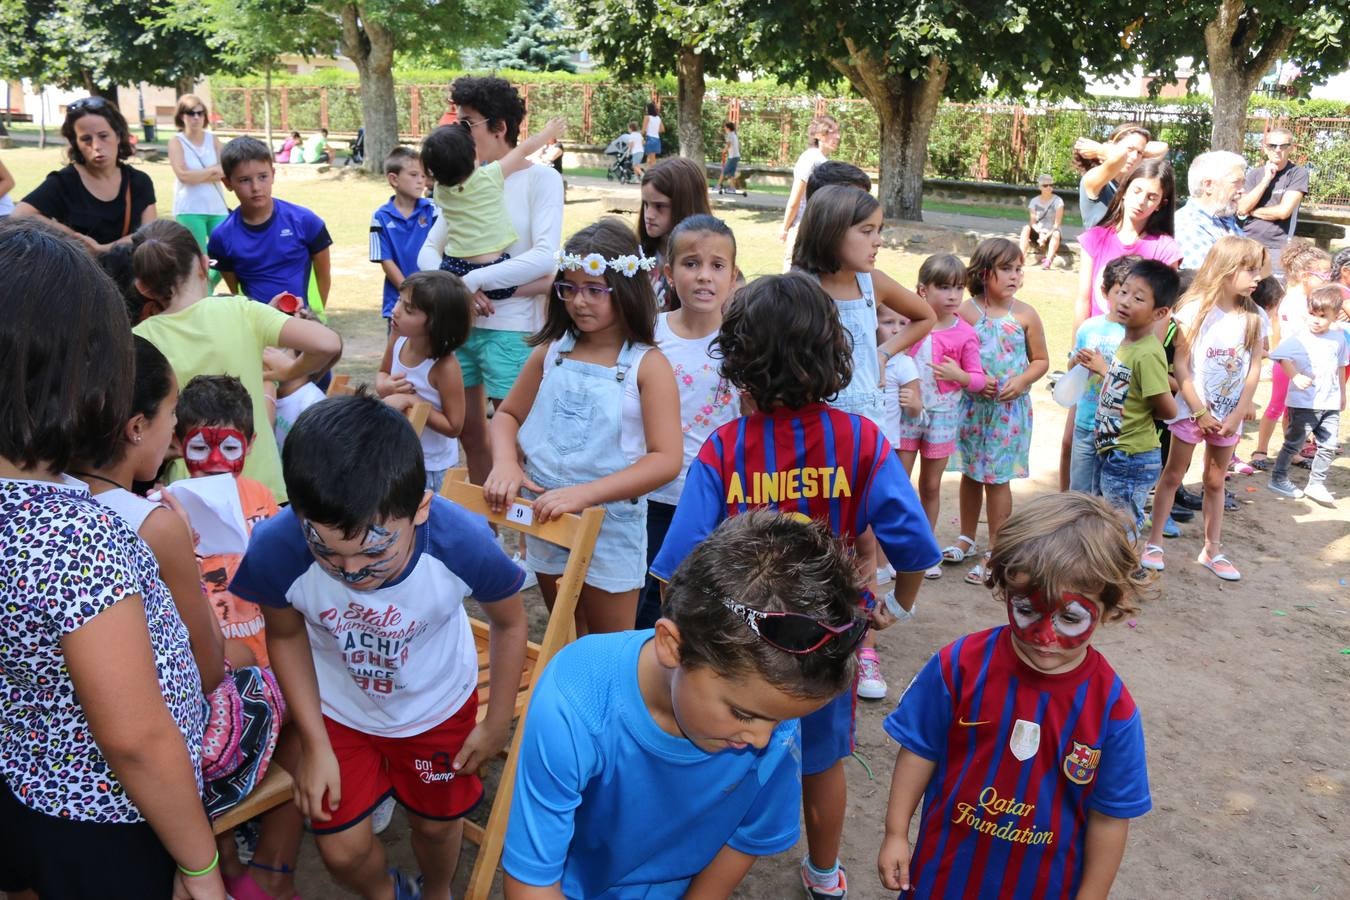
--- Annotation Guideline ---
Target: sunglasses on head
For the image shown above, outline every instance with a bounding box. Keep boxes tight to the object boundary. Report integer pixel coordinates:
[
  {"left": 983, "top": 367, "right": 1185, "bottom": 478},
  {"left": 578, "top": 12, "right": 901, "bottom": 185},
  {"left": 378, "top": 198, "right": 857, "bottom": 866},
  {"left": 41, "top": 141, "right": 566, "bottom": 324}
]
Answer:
[
  {"left": 720, "top": 597, "right": 869, "bottom": 655},
  {"left": 68, "top": 97, "right": 111, "bottom": 113}
]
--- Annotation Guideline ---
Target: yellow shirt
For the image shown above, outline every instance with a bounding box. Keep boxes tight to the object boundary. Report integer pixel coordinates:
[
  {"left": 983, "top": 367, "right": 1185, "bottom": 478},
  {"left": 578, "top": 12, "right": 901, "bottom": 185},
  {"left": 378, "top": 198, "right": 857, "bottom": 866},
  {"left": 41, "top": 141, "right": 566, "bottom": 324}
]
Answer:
[
  {"left": 134, "top": 296, "right": 290, "bottom": 500},
  {"left": 433, "top": 161, "right": 518, "bottom": 258}
]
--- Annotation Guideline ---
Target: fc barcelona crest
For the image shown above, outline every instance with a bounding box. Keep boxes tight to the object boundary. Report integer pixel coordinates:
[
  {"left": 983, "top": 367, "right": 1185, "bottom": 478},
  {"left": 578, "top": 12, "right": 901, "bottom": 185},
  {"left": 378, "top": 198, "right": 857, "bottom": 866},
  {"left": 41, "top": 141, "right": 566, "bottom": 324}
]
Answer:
[{"left": 1063, "top": 741, "right": 1101, "bottom": 785}]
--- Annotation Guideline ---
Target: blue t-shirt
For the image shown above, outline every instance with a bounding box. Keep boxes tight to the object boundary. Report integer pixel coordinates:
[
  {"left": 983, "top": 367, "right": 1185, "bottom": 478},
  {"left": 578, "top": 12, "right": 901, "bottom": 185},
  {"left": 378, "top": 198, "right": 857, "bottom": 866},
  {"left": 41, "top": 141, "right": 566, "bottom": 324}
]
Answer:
[
  {"left": 369, "top": 195, "right": 438, "bottom": 317},
  {"left": 651, "top": 403, "right": 940, "bottom": 582},
  {"left": 229, "top": 496, "right": 524, "bottom": 737},
  {"left": 208, "top": 198, "right": 333, "bottom": 305},
  {"left": 885, "top": 627, "right": 1151, "bottom": 900},
  {"left": 1071, "top": 316, "right": 1127, "bottom": 432},
  {"left": 503, "top": 630, "right": 802, "bottom": 897}
]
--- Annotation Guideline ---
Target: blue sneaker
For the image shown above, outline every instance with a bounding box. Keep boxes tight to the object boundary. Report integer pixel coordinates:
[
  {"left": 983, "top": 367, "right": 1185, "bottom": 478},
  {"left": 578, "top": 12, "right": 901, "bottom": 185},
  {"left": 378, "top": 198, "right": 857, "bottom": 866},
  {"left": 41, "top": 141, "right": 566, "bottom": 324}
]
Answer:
[
  {"left": 390, "top": 869, "right": 422, "bottom": 900},
  {"left": 1162, "top": 516, "right": 1181, "bottom": 538}
]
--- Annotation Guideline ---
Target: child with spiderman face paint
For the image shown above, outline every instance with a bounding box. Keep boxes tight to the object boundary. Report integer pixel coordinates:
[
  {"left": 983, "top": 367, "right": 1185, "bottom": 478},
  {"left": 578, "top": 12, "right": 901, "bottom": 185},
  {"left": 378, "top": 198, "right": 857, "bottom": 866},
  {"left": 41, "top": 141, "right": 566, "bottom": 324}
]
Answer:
[{"left": 880, "top": 493, "right": 1152, "bottom": 900}]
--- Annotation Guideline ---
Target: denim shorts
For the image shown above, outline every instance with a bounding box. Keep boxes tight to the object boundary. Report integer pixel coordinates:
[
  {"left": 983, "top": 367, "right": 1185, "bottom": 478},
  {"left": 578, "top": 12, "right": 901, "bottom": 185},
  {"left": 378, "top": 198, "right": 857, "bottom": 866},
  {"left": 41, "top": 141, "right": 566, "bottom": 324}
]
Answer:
[
  {"left": 1068, "top": 425, "right": 1103, "bottom": 494},
  {"left": 1099, "top": 447, "right": 1162, "bottom": 534},
  {"left": 523, "top": 495, "right": 648, "bottom": 593}
]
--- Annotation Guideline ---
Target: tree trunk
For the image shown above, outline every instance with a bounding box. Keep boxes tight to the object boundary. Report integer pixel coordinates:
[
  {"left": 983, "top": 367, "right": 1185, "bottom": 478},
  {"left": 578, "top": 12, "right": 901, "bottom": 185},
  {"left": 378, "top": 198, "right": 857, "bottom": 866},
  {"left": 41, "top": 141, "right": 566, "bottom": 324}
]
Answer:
[
  {"left": 1202, "top": 0, "right": 1296, "bottom": 151},
  {"left": 177, "top": 75, "right": 196, "bottom": 98},
  {"left": 675, "top": 46, "right": 705, "bottom": 167},
  {"left": 339, "top": 3, "right": 398, "bottom": 173},
  {"left": 835, "top": 52, "right": 948, "bottom": 222},
  {"left": 263, "top": 65, "right": 274, "bottom": 153}
]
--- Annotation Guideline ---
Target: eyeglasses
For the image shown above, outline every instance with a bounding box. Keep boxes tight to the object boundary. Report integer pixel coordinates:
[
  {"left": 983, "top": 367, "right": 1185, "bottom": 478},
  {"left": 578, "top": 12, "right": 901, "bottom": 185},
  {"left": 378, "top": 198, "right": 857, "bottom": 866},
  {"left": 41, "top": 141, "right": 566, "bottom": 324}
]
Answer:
[
  {"left": 554, "top": 282, "right": 614, "bottom": 301},
  {"left": 68, "top": 97, "right": 111, "bottom": 113},
  {"left": 459, "top": 116, "right": 486, "bottom": 130},
  {"left": 1265, "top": 142, "right": 1292, "bottom": 150},
  {"left": 720, "top": 597, "right": 869, "bottom": 655},
  {"left": 185, "top": 109, "right": 207, "bottom": 118},
  {"left": 1310, "top": 270, "right": 1332, "bottom": 281}
]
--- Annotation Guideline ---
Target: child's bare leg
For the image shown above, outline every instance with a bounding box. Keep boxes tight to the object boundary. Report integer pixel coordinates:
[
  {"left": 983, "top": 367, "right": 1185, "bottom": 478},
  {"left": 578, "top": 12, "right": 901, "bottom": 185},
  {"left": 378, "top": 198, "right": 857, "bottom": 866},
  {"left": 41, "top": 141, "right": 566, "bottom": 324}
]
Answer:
[
  {"left": 315, "top": 819, "right": 394, "bottom": 900},
  {"left": 853, "top": 529, "right": 882, "bottom": 652},
  {"left": 984, "top": 482, "right": 1013, "bottom": 549},
  {"left": 958, "top": 475, "right": 984, "bottom": 547},
  {"left": 1201, "top": 444, "right": 1237, "bottom": 553},
  {"left": 578, "top": 585, "right": 638, "bottom": 636},
  {"left": 239, "top": 726, "right": 304, "bottom": 896},
  {"left": 918, "top": 456, "right": 946, "bottom": 533},
  {"left": 1147, "top": 435, "right": 1195, "bottom": 547},
  {"left": 803, "top": 761, "right": 847, "bottom": 872},
  {"left": 898, "top": 448, "right": 918, "bottom": 478},
  {"left": 1254, "top": 414, "right": 1279, "bottom": 458},
  {"left": 1059, "top": 412, "right": 1075, "bottom": 492},
  {"left": 407, "top": 812, "right": 464, "bottom": 900},
  {"left": 459, "top": 384, "right": 492, "bottom": 486}
]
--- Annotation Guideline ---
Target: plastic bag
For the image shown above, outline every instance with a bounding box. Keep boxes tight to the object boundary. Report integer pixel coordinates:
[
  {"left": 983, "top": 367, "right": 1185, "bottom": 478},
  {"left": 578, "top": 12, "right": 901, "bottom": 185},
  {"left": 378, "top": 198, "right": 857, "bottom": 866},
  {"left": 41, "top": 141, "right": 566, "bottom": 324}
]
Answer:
[{"left": 1052, "top": 364, "right": 1091, "bottom": 408}]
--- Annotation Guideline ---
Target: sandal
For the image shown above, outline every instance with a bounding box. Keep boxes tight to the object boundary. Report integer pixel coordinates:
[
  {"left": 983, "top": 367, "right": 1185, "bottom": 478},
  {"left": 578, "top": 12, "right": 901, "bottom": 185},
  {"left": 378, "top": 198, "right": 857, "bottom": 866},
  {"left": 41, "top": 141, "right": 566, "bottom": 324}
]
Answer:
[
  {"left": 941, "top": 535, "right": 978, "bottom": 564},
  {"left": 1140, "top": 543, "right": 1166, "bottom": 572},
  {"left": 964, "top": 554, "right": 990, "bottom": 585},
  {"left": 1198, "top": 550, "right": 1241, "bottom": 582},
  {"left": 224, "top": 865, "right": 303, "bottom": 900},
  {"left": 1249, "top": 452, "right": 1272, "bottom": 471},
  {"left": 1228, "top": 456, "right": 1254, "bottom": 476},
  {"left": 923, "top": 563, "right": 943, "bottom": 580}
]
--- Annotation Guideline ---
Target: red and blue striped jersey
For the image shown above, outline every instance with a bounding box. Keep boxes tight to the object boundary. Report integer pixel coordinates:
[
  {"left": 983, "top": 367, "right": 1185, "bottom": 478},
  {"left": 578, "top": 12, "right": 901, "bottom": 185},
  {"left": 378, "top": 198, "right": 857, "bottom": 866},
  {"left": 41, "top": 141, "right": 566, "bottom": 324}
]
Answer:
[
  {"left": 885, "top": 627, "right": 1151, "bottom": 899},
  {"left": 649, "top": 403, "right": 940, "bottom": 582}
]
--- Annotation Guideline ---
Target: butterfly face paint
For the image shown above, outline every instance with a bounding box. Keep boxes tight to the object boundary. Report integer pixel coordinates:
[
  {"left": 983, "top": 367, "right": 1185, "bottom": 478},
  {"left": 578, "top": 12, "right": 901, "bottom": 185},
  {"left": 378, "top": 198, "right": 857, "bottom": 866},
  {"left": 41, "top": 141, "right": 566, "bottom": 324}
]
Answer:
[
  {"left": 1006, "top": 589, "right": 1100, "bottom": 650},
  {"left": 183, "top": 426, "right": 249, "bottom": 476},
  {"left": 301, "top": 520, "right": 405, "bottom": 587}
]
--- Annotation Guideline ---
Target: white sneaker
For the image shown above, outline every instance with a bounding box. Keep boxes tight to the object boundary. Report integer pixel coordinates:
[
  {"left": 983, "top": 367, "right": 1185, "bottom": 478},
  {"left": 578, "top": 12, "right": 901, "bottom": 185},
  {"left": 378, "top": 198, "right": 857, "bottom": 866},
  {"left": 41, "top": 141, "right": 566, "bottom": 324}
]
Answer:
[
  {"left": 876, "top": 564, "right": 896, "bottom": 585},
  {"left": 372, "top": 795, "right": 396, "bottom": 834},
  {"left": 1302, "top": 483, "right": 1336, "bottom": 507},
  {"left": 512, "top": 552, "right": 539, "bottom": 590},
  {"left": 856, "top": 652, "right": 887, "bottom": 700}
]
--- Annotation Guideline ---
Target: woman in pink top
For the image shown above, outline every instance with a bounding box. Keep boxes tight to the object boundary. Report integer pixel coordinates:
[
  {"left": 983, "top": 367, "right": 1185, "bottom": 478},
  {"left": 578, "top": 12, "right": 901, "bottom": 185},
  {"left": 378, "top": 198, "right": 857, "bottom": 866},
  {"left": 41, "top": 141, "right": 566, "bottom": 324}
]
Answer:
[{"left": 1074, "top": 158, "right": 1181, "bottom": 338}]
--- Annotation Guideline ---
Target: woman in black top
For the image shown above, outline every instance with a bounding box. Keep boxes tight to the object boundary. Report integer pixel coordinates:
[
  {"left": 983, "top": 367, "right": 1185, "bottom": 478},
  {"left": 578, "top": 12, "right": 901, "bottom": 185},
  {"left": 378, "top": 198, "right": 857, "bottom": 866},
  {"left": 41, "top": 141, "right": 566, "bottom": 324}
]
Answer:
[{"left": 15, "top": 97, "right": 157, "bottom": 253}]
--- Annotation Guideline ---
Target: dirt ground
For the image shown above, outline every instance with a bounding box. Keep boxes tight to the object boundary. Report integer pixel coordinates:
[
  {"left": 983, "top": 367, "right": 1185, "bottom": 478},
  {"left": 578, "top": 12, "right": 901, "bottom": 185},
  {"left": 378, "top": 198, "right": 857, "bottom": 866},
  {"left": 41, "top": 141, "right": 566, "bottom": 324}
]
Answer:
[{"left": 7, "top": 148, "right": 1338, "bottom": 897}]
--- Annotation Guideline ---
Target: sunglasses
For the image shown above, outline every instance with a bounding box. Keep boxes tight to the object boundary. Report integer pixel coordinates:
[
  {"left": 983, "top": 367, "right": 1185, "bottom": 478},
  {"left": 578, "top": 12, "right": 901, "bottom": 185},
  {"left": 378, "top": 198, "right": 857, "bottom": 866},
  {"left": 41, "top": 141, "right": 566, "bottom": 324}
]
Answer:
[
  {"left": 185, "top": 108, "right": 207, "bottom": 118},
  {"left": 720, "top": 597, "right": 869, "bottom": 655},
  {"left": 68, "top": 97, "right": 111, "bottom": 113},
  {"left": 554, "top": 281, "right": 613, "bottom": 301},
  {"left": 1265, "top": 142, "right": 1292, "bottom": 150}
]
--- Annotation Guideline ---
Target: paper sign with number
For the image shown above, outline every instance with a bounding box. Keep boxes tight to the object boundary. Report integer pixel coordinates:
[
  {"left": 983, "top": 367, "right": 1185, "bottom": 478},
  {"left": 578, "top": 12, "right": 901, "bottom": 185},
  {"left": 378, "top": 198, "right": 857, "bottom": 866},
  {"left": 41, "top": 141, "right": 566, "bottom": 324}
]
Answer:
[{"left": 507, "top": 502, "right": 534, "bottom": 526}]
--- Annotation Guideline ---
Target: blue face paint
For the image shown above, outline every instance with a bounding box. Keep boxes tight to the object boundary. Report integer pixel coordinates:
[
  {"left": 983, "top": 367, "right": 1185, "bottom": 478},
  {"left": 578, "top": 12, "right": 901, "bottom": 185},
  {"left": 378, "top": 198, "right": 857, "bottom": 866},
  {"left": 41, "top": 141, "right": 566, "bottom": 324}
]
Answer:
[{"left": 302, "top": 520, "right": 404, "bottom": 585}]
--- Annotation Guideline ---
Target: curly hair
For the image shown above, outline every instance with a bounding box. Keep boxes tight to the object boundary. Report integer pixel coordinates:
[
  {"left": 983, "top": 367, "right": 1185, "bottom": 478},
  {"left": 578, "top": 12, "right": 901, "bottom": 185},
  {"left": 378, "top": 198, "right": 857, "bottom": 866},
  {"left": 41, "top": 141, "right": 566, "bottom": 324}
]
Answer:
[
  {"left": 665, "top": 510, "right": 862, "bottom": 699},
  {"left": 985, "top": 492, "right": 1146, "bottom": 620},
  {"left": 713, "top": 273, "right": 851, "bottom": 411},
  {"left": 450, "top": 76, "right": 527, "bottom": 146}
]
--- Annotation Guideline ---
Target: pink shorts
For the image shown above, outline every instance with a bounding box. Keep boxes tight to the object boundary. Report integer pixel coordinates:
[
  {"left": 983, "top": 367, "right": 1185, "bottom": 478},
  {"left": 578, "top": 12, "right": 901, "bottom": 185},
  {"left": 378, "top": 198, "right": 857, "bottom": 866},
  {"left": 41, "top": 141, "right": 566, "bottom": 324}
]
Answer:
[
  {"left": 897, "top": 405, "right": 959, "bottom": 458},
  {"left": 1168, "top": 417, "right": 1240, "bottom": 448}
]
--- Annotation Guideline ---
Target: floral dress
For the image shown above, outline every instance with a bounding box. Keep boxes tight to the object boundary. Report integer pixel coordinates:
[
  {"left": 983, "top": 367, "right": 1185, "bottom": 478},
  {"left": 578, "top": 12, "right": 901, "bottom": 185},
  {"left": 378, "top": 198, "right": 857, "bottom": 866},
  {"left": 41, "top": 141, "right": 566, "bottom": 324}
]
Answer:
[{"left": 957, "top": 302, "right": 1032, "bottom": 484}]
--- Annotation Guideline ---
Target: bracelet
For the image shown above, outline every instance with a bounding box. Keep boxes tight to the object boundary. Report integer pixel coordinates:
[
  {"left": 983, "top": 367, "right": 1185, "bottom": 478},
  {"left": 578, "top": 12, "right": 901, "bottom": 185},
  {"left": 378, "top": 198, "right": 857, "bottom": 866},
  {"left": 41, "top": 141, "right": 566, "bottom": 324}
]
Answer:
[
  {"left": 1189, "top": 407, "right": 1209, "bottom": 421},
  {"left": 177, "top": 850, "right": 220, "bottom": 878},
  {"left": 879, "top": 348, "right": 895, "bottom": 361}
]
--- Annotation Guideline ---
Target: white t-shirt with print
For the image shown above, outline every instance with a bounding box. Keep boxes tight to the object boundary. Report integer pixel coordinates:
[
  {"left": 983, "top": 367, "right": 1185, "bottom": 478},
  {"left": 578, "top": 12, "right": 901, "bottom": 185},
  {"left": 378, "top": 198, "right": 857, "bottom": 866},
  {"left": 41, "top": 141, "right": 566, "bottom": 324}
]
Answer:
[
  {"left": 881, "top": 352, "right": 920, "bottom": 447},
  {"left": 1170, "top": 303, "right": 1270, "bottom": 423},
  {"left": 1269, "top": 327, "right": 1350, "bottom": 410},
  {"left": 649, "top": 313, "right": 739, "bottom": 504}
]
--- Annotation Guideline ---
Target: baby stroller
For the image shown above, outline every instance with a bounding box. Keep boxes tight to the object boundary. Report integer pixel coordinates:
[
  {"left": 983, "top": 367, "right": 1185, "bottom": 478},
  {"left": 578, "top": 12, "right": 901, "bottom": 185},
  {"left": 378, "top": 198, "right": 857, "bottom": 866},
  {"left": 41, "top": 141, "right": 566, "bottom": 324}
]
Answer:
[{"left": 604, "top": 135, "right": 637, "bottom": 184}]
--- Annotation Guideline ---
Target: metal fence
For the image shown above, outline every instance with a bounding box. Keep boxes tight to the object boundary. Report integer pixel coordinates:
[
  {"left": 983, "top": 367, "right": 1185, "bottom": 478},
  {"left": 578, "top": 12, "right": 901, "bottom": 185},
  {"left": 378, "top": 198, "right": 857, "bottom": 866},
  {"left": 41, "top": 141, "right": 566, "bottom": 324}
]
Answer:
[{"left": 211, "top": 84, "right": 1350, "bottom": 210}]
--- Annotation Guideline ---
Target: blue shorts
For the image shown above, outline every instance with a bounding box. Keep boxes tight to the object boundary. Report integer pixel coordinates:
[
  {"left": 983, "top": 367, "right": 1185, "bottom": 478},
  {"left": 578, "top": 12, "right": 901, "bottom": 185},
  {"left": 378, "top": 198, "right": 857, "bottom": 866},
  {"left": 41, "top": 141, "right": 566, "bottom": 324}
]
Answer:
[
  {"left": 722, "top": 157, "right": 739, "bottom": 178},
  {"left": 440, "top": 252, "right": 516, "bottom": 301},
  {"left": 644, "top": 136, "right": 661, "bottom": 156},
  {"left": 523, "top": 492, "right": 648, "bottom": 594},
  {"left": 801, "top": 685, "right": 856, "bottom": 776},
  {"left": 1099, "top": 447, "right": 1162, "bottom": 537},
  {"left": 457, "top": 328, "right": 532, "bottom": 399}
]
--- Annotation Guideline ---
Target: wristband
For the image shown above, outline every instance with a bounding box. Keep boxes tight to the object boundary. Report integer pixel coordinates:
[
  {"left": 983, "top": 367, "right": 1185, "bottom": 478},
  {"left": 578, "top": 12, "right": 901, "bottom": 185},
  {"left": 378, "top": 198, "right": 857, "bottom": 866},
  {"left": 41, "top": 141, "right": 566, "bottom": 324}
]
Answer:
[
  {"left": 879, "top": 348, "right": 894, "bottom": 361},
  {"left": 1189, "top": 407, "right": 1209, "bottom": 421},
  {"left": 177, "top": 850, "right": 219, "bottom": 878}
]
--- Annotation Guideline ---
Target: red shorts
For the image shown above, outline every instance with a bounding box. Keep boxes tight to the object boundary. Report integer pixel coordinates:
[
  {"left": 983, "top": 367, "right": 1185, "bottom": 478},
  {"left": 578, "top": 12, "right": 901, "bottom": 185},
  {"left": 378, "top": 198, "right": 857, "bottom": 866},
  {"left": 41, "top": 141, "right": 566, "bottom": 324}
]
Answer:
[{"left": 315, "top": 694, "right": 483, "bottom": 833}]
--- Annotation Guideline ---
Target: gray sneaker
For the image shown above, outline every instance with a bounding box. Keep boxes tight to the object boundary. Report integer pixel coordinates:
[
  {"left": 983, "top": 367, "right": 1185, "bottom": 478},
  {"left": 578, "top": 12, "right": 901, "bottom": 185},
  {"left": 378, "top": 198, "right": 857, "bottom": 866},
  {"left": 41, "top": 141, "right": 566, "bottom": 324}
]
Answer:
[
  {"left": 1267, "top": 478, "right": 1303, "bottom": 499},
  {"left": 1302, "top": 483, "right": 1336, "bottom": 507}
]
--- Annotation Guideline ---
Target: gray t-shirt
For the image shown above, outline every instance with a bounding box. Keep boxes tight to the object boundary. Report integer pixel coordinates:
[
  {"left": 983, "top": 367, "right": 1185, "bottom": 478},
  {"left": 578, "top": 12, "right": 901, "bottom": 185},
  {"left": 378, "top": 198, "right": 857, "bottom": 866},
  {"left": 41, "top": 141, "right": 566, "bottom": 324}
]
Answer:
[
  {"left": 1269, "top": 328, "right": 1349, "bottom": 410},
  {"left": 1028, "top": 194, "right": 1064, "bottom": 233},
  {"left": 725, "top": 131, "right": 740, "bottom": 160},
  {"left": 1242, "top": 162, "right": 1309, "bottom": 253},
  {"left": 1079, "top": 179, "right": 1117, "bottom": 230}
]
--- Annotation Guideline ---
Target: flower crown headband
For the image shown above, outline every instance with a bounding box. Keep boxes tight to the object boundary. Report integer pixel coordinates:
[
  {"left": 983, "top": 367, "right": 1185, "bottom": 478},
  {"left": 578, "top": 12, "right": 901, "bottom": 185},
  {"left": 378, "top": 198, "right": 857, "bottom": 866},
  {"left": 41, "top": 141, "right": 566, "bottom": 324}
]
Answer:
[{"left": 554, "top": 248, "right": 659, "bottom": 279}]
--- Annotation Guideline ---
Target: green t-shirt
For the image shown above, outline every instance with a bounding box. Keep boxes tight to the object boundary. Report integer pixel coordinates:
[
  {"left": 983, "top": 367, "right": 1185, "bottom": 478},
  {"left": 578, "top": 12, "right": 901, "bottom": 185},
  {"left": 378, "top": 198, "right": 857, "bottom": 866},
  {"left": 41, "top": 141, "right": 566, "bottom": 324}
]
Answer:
[
  {"left": 134, "top": 296, "right": 290, "bottom": 499},
  {"left": 1094, "top": 334, "right": 1170, "bottom": 455},
  {"left": 301, "top": 134, "right": 329, "bottom": 164}
]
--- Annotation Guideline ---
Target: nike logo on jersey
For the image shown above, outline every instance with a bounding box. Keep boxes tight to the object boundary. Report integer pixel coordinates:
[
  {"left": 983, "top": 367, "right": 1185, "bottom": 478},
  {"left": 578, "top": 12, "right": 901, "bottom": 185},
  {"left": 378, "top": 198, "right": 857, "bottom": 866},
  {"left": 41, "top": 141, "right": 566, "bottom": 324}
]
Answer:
[{"left": 958, "top": 717, "right": 990, "bottom": 727}]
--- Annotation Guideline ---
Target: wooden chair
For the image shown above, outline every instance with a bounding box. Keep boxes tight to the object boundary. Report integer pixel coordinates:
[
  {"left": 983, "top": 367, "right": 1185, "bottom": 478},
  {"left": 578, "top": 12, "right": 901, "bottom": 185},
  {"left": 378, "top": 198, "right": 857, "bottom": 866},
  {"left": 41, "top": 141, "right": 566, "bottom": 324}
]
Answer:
[
  {"left": 325, "top": 373, "right": 352, "bottom": 396},
  {"left": 438, "top": 468, "right": 604, "bottom": 900},
  {"left": 324, "top": 374, "right": 430, "bottom": 434},
  {"left": 211, "top": 763, "right": 294, "bottom": 835}
]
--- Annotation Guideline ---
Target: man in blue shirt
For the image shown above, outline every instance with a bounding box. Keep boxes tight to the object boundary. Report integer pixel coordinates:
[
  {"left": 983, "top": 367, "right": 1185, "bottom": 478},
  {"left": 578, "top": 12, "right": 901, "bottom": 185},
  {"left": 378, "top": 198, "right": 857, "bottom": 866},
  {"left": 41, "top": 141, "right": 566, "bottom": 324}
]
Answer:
[
  {"left": 370, "top": 147, "right": 438, "bottom": 325},
  {"left": 209, "top": 136, "right": 333, "bottom": 316},
  {"left": 1175, "top": 150, "right": 1247, "bottom": 271}
]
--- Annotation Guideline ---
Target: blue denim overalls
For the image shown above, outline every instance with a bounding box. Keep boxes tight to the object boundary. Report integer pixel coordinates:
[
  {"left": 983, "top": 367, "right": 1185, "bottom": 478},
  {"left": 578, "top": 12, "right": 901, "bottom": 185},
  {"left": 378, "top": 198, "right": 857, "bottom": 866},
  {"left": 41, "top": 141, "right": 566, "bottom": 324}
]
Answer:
[{"left": 828, "top": 271, "right": 886, "bottom": 426}]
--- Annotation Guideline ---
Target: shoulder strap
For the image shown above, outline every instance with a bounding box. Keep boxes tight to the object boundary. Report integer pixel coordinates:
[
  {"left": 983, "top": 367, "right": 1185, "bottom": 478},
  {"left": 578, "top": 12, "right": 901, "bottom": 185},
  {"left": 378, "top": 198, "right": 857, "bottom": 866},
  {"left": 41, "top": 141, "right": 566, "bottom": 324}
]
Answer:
[{"left": 121, "top": 167, "right": 132, "bottom": 238}]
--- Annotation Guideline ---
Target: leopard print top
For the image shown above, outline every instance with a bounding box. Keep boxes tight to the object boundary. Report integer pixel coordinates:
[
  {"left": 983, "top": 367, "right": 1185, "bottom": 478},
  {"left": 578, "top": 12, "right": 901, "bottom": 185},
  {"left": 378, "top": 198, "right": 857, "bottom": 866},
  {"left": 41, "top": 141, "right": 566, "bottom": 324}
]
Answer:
[{"left": 0, "top": 476, "right": 204, "bottom": 822}]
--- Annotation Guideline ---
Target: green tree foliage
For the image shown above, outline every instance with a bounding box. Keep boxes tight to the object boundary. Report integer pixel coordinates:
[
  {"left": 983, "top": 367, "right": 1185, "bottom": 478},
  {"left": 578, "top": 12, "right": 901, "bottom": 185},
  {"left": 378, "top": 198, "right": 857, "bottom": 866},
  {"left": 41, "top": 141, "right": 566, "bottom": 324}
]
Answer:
[
  {"left": 556, "top": 0, "right": 754, "bottom": 164},
  {"left": 740, "top": 1, "right": 1144, "bottom": 220},
  {"left": 1127, "top": 1, "right": 1350, "bottom": 150},
  {"left": 464, "top": 0, "right": 577, "bottom": 73}
]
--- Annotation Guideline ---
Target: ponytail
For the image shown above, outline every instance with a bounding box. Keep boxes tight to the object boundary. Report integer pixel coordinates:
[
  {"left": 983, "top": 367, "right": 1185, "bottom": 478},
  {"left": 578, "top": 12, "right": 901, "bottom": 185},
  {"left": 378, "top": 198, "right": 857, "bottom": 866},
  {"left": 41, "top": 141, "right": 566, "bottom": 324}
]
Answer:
[{"left": 131, "top": 219, "right": 203, "bottom": 304}]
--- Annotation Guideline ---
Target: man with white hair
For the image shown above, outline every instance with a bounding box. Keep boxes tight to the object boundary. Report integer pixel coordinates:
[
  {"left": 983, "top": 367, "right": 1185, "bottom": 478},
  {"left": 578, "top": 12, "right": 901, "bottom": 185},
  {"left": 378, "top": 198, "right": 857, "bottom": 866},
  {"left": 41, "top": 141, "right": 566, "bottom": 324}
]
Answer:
[
  {"left": 1176, "top": 151, "right": 1247, "bottom": 270},
  {"left": 1238, "top": 127, "right": 1308, "bottom": 276}
]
